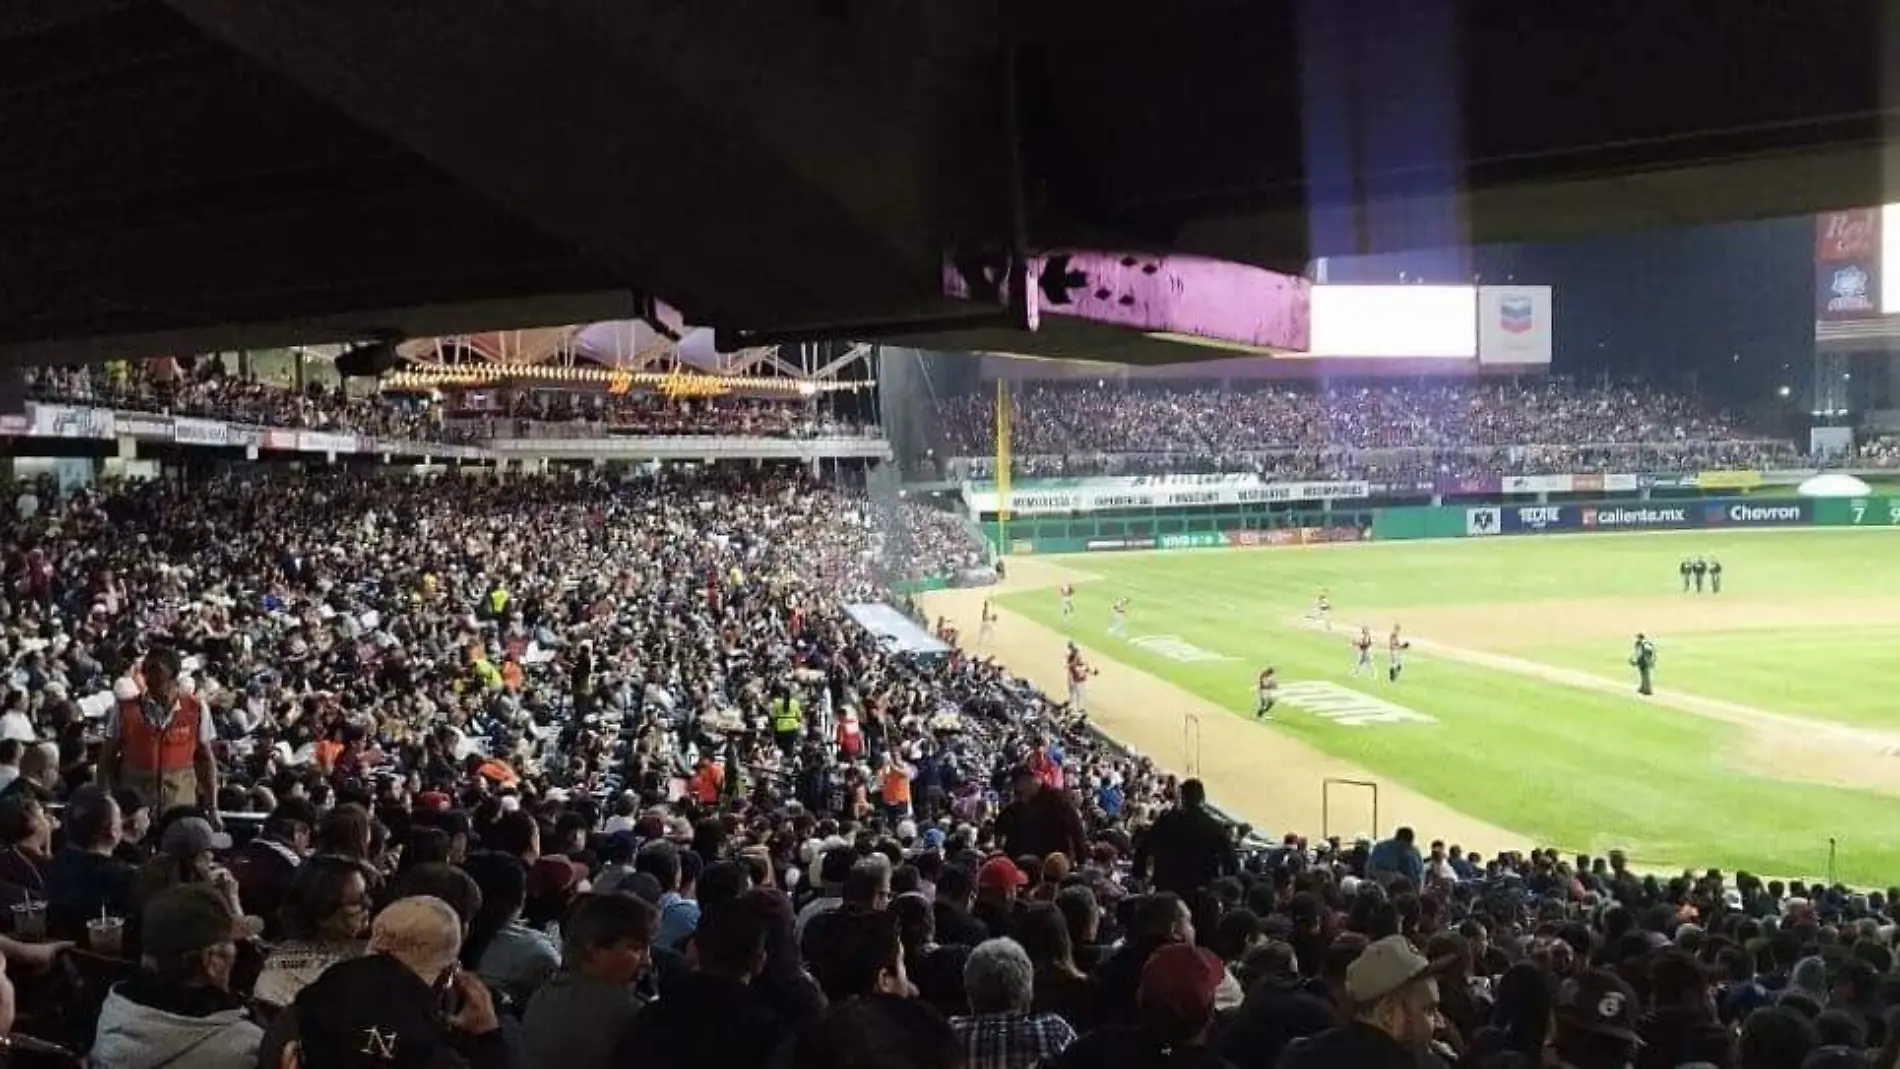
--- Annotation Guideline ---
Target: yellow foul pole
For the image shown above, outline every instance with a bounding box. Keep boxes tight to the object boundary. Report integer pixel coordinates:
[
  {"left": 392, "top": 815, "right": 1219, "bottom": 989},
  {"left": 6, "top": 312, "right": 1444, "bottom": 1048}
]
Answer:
[{"left": 995, "top": 379, "right": 1012, "bottom": 554}]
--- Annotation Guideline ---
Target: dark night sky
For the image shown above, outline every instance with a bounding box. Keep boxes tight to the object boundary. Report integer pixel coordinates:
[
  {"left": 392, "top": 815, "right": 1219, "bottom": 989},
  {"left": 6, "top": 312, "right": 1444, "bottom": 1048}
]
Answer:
[{"left": 1321, "top": 215, "right": 1816, "bottom": 403}]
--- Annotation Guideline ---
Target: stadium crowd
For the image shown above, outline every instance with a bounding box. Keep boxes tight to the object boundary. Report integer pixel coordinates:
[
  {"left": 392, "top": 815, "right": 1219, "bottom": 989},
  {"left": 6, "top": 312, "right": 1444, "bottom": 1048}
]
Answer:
[
  {"left": 27, "top": 363, "right": 452, "bottom": 444},
  {"left": 27, "top": 362, "right": 865, "bottom": 445},
  {"left": 940, "top": 382, "right": 1802, "bottom": 479},
  {"left": 0, "top": 465, "right": 1883, "bottom": 1069}
]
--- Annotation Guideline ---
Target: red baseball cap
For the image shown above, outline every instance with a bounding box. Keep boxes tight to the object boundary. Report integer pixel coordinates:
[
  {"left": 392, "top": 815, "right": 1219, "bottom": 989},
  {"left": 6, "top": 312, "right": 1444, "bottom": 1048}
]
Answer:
[
  {"left": 1139, "top": 944, "right": 1227, "bottom": 1023},
  {"left": 976, "top": 856, "right": 1027, "bottom": 891}
]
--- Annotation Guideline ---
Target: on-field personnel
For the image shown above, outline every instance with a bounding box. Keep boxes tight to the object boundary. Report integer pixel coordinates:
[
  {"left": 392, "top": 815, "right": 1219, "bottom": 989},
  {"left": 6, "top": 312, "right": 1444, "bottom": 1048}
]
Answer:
[
  {"left": 770, "top": 685, "right": 804, "bottom": 754},
  {"left": 1629, "top": 633, "right": 1657, "bottom": 696},
  {"left": 1255, "top": 667, "right": 1279, "bottom": 720}
]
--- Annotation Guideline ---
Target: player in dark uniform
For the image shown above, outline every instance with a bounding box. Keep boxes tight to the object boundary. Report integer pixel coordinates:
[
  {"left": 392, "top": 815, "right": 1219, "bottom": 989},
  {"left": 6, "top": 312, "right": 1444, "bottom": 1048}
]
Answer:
[
  {"left": 1691, "top": 556, "right": 1708, "bottom": 593},
  {"left": 1629, "top": 633, "right": 1657, "bottom": 696},
  {"left": 1679, "top": 558, "right": 1693, "bottom": 593},
  {"left": 1255, "top": 667, "right": 1279, "bottom": 720},
  {"left": 1709, "top": 557, "right": 1723, "bottom": 594}
]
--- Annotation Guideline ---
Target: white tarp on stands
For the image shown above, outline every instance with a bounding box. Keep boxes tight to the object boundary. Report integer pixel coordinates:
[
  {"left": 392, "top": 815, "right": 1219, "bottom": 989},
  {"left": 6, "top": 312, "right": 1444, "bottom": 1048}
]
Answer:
[
  {"left": 1797, "top": 472, "right": 1872, "bottom": 497},
  {"left": 846, "top": 603, "right": 952, "bottom": 657}
]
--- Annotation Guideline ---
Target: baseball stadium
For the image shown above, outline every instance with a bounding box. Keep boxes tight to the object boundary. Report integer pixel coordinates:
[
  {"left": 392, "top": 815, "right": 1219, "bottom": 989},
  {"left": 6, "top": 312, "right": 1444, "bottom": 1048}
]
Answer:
[
  {"left": 895, "top": 224, "right": 1900, "bottom": 890},
  {"left": 19, "top": 16, "right": 1900, "bottom": 1064}
]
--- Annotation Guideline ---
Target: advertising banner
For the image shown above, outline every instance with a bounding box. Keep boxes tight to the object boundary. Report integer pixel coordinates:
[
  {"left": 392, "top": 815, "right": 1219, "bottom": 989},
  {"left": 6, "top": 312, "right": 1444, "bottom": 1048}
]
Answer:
[
  {"left": 170, "top": 417, "right": 230, "bottom": 447},
  {"left": 1432, "top": 475, "right": 1502, "bottom": 495},
  {"left": 113, "top": 413, "right": 173, "bottom": 440},
  {"left": 1230, "top": 529, "right": 1301, "bottom": 548},
  {"left": 226, "top": 425, "right": 261, "bottom": 449},
  {"left": 297, "top": 431, "right": 359, "bottom": 454},
  {"left": 1695, "top": 470, "right": 1763, "bottom": 491},
  {"left": 30, "top": 404, "right": 114, "bottom": 440},
  {"left": 1465, "top": 507, "right": 1501, "bottom": 536},
  {"left": 1570, "top": 473, "right": 1605, "bottom": 493},
  {"left": 1602, "top": 473, "right": 1641, "bottom": 492},
  {"left": 1580, "top": 503, "right": 1693, "bottom": 530},
  {"left": 1084, "top": 537, "right": 1156, "bottom": 552},
  {"left": 1500, "top": 475, "right": 1573, "bottom": 494},
  {"left": 1501, "top": 505, "right": 1573, "bottom": 534},
  {"left": 1815, "top": 209, "right": 1882, "bottom": 322},
  {"left": 1157, "top": 531, "right": 1229, "bottom": 551},
  {"left": 0, "top": 414, "right": 28, "bottom": 437},
  {"left": 262, "top": 430, "right": 300, "bottom": 451},
  {"left": 1477, "top": 285, "right": 1555, "bottom": 365},
  {"left": 1637, "top": 473, "right": 1697, "bottom": 490},
  {"left": 964, "top": 478, "right": 1369, "bottom": 516},
  {"left": 1700, "top": 500, "right": 1810, "bottom": 527},
  {"left": 1300, "top": 526, "right": 1366, "bottom": 544}
]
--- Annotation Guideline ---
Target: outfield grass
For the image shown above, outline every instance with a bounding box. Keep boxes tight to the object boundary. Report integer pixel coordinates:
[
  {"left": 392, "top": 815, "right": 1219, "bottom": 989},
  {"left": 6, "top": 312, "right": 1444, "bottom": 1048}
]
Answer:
[
  {"left": 1000, "top": 529, "right": 1900, "bottom": 885},
  {"left": 1527, "top": 626, "right": 1900, "bottom": 730}
]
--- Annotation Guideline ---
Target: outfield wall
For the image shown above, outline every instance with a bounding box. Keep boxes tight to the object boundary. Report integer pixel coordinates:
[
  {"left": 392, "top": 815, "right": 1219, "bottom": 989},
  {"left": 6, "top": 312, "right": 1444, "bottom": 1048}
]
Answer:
[{"left": 988, "top": 495, "right": 1900, "bottom": 554}]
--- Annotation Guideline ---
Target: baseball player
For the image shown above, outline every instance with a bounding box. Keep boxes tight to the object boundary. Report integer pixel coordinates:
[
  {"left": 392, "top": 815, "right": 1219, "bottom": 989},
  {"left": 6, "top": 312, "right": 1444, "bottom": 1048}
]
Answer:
[
  {"left": 1108, "top": 597, "right": 1130, "bottom": 638},
  {"left": 1307, "top": 588, "right": 1333, "bottom": 631},
  {"left": 978, "top": 600, "right": 997, "bottom": 646},
  {"left": 1065, "top": 642, "right": 1096, "bottom": 711},
  {"left": 1350, "top": 626, "right": 1374, "bottom": 678},
  {"left": 1709, "top": 557, "right": 1723, "bottom": 594},
  {"left": 1059, "top": 583, "right": 1075, "bottom": 620},
  {"left": 1387, "top": 624, "right": 1409, "bottom": 683},
  {"left": 1255, "top": 666, "right": 1280, "bottom": 720}
]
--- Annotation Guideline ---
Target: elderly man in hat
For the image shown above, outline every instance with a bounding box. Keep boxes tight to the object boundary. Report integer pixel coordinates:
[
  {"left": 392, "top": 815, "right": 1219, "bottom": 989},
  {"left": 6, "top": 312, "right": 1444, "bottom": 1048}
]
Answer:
[
  {"left": 89, "top": 884, "right": 263, "bottom": 1069},
  {"left": 1280, "top": 934, "right": 1449, "bottom": 1069}
]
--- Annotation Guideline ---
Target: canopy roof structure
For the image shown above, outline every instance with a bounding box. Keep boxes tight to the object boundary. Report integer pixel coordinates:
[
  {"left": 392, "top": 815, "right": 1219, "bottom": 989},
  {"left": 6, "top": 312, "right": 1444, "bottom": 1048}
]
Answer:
[{"left": 5, "top": 2, "right": 1900, "bottom": 365}]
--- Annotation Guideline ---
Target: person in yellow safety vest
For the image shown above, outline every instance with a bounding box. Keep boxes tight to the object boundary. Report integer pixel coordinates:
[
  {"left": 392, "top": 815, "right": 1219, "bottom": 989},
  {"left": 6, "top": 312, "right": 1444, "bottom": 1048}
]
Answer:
[
  {"left": 99, "top": 647, "right": 223, "bottom": 829},
  {"left": 770, "top": 688, "right": 803, "bottom": 755},
  {"left": 487, "top": 584, "right": 510, "bottom": 619}
]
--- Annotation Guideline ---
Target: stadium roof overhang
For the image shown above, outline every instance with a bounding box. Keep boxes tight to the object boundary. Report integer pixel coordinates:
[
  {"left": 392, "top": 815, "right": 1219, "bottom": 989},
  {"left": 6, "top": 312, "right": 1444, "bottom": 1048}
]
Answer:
[{"left": 4, "top": 1, "right": 1900, "bottom": 366}]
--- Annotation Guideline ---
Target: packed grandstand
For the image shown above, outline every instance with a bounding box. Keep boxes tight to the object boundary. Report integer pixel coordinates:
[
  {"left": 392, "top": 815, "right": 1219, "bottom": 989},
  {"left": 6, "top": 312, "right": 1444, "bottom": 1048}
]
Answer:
[
  {"left": 937, "top": 380, "right": 1827, "bottom": 479},
  {"left": 0, "top": 361, "right": 1886, "bottom": 1069}
]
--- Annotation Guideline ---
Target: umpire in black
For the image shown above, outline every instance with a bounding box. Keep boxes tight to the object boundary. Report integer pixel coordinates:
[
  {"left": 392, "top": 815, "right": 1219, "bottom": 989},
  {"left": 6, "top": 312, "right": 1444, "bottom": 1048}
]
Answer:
[{"left": 1630, "top": 633, "right": 1657, "bottom": 696}]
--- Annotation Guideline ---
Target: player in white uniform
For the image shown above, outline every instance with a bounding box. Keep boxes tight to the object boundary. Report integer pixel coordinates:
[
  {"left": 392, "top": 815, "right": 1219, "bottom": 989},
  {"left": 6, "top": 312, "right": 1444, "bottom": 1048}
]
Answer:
[
  {"left": 1350, "top": 625, "right": 1374, "bottom": 677},
  {"left": 1108, "top": 597, "right": 1130, "bottom": 638},
  {"left": 1307, "top": 589, "right": 1333, "bottom": 631},
  {"left": 1387, "top": 624, "right": 1409, "bottom": 683},
  {"left": 1060, "top": 583, "right": 1075, "bottom": 620}
]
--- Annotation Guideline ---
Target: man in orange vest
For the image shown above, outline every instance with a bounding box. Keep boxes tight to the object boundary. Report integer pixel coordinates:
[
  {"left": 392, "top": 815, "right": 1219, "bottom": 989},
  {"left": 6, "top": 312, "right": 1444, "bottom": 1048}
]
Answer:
[{"left": 99, "top": 648, "right": 222, "bottom": 829}]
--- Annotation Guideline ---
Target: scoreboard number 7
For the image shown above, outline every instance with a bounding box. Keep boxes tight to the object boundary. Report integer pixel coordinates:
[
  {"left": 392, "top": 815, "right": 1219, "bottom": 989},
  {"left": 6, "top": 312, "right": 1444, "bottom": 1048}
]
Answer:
[
  {"left": 1890, "top": 501, "right": 1900, "bottom": 525},
  {"left": 1852, "top": 503, "right": 1865, "bottom": 524}
]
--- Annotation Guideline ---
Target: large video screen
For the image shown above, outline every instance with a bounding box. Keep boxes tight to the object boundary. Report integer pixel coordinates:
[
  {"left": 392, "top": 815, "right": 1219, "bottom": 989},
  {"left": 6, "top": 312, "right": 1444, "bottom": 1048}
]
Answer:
[{"left": 1305, "top": 285, "right": 1477, "bottom": 358}]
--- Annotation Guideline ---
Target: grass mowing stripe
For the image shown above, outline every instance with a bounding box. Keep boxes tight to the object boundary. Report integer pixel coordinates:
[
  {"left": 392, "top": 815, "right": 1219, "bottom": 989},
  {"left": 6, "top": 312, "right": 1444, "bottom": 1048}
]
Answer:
[{"left": 1000, "top": 540, "right": 1900, "bottom": 883}]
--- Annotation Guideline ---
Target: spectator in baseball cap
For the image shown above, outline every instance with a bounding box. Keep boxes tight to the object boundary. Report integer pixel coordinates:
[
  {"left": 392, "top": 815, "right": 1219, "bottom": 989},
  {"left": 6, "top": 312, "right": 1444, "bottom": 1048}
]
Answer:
[
  {"left": 268, "top": 895, "right": 510, "bottom": 1069},
  {"left": 1049, "top": 943, "right": 1230, "bottom": 1069},
  {"left": 1278, "top": 934, "right": 1447, "bottom": 1069},
  {"left": 1553, "top": 968, "right": 1643, "bottom": 1069},
  {"left": 89, "top": 884, "right": 263, "bottom": 1068},
  {"left": 973, "top": 856, "right": 1026, "bottom": 940}
]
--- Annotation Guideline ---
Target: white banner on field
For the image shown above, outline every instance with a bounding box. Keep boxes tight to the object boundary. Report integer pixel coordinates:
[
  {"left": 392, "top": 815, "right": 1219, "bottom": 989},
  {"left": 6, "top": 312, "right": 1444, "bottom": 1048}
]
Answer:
[{"left": 963, "top": 478, "right": 1369, "bottom": 515}]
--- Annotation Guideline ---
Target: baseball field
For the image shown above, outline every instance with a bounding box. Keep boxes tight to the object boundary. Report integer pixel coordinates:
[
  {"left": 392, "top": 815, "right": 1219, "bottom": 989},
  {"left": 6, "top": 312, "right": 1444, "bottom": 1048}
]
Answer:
[{"left": 923, "top": 528, "right": 1900, "bottom": 886}]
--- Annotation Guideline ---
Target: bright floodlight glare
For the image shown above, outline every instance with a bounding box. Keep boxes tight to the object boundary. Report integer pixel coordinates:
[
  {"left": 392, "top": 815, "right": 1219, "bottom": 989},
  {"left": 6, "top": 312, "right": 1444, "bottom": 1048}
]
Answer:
[{"left": 1777, "top": 386, "right": 1791, "bottom": 398}]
